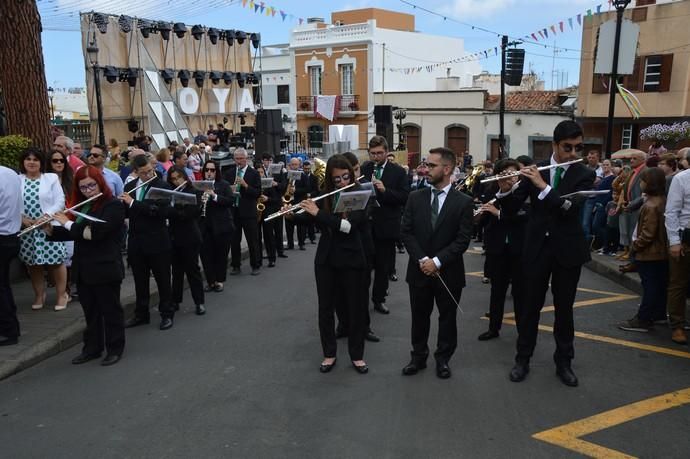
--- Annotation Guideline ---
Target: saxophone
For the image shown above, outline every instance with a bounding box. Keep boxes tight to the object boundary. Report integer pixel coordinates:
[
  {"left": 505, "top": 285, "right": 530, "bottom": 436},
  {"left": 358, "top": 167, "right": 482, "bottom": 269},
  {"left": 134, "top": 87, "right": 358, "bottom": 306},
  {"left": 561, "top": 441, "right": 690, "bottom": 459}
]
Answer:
[{"left": 282, "top": 177, "right": 296, "bottom": 205}]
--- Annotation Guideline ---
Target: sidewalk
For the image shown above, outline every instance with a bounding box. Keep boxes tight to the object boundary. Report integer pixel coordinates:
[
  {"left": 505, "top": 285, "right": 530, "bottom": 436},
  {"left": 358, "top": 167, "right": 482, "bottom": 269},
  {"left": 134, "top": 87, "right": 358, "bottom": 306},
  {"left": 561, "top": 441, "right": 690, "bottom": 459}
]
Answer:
[
  {"left": 0, "top": 242, "right": 249, "bottom": 381},
  {"left": 584, "top": 252, "right": 642, "bottom": 295}
]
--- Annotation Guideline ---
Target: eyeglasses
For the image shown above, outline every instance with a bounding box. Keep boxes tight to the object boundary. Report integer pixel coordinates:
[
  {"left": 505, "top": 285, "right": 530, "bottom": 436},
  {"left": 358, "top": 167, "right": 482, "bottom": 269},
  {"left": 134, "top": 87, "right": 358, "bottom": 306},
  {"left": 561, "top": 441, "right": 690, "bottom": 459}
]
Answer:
[
  {"left": 332, "top": 172, "right": 351, "bottom": 184},
  {"left": 204, "top": 168, "right": 216, "bottom": 172},
  {"left": 562, "top": 142, "right": 584, "bottom": 153},
  {"left": 89, "top": 153, "right": 104, "bottom": 158},
  {"left": 51, "top": 158, "right": 65, "bottom": 164},
  {"left": 78, "top": 182, "right": 98, "bottom": 192}
]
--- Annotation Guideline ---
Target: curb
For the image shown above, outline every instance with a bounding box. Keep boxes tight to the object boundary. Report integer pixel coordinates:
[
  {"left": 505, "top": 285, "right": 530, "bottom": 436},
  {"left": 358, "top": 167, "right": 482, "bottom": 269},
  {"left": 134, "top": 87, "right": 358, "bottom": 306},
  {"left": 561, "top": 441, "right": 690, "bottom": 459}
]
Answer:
[
  {"left": 584, "top": 256, "right": 642, "bottom": 295},
  {"left": 0, "top": 248, "right": 249, "bottom": 381}
]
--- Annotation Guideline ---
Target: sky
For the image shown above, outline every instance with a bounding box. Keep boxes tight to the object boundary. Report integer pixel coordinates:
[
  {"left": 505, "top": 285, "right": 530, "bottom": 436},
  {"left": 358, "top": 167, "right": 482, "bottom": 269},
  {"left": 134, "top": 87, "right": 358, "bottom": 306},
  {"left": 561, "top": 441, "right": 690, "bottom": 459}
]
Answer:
[{"left": 39, "top": 0, "right": 600, "bottom": 91}]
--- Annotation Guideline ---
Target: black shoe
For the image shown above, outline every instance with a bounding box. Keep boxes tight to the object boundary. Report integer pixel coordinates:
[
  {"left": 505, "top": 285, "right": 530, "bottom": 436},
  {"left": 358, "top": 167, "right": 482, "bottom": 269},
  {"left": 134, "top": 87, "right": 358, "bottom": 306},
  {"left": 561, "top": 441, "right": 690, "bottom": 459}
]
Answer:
[
  {"left": 335, "top": 328, "right": 347, "bottom": 339},
  {"left": 230, "top": 267, "right": 241, "bottom": 275},
  {"left": 124, "top": 317, "right": 150, "bottom": 328},
  {"left": 100, "top": 354, "right": 122, "bottom": 366},
  {"left": 172, "top": 303, "right": 180, "bottom": 312},
  {"left": 159, "top": 317, "right": 174, "bottom": 330},
  {"left": 278, "top": 253, "right": 288, "bottom": 258},
  {"left": 484, "top": 312, "right": 490, "bottom": 318},
  {"left": 556, "top": 366, "right": 579, "bottom": 387},
  {"left": 373, "top": 302, "right": 390, "bottom": 314},
  {"left": 478, "top": 330, "right": 499, "bottom": 341},
  {"left": 365, "top": 331, "right": 380, "bottom": 342},
  {"left": 71, "top": 352, "right": 101, "bottom": 365},
  {"left": 310, "top": 239, "right": 316, "bottom": 244},
  {"left": 402, "top": 360, "right": 427, "bottom": 375},
  {"left": 352, "top": 362, "right": 369, "bottom": 374},
  {"left": 319, "top": 359, "right": 337, "bottom": 373},
  {"left": 286, "top": 246, "right": 294, "bottom": 250},
  {"left": 509, "top": 361, "right": 530, "bottom": 382},
  {"left": 299, "top": 245, "right": 306, "bottom": 251},
  {"left": 196, "top": 304, "right": 206, "bottom": 316},
  {"left": 213, "top": 283, "right": 224, "bottom": 292},
  {"left": 0, "top": 336, "right": 18, "bottom": 346},
  {"left": 268, "top": 261, "right": 276, "bottom": 268},
  {"left": 388, "top": 274, "right": 398, "bottom": 282},
  {"left": 251, "top": 268, "right": 261, "bottom": 276},
  {"left": 436, "top": 362, "right": 451, "bottom": 379}
]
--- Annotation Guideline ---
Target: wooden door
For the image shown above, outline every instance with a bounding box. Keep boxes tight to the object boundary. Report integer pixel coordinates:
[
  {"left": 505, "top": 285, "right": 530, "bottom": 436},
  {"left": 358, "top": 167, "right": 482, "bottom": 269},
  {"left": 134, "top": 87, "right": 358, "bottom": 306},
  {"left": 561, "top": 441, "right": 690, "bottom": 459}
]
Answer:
[
  {"left": 446, "top": 126, "right": 468, "bottom": 159},
  {"left": 404, "top": 125, "right": 420, "bottom": 154}
]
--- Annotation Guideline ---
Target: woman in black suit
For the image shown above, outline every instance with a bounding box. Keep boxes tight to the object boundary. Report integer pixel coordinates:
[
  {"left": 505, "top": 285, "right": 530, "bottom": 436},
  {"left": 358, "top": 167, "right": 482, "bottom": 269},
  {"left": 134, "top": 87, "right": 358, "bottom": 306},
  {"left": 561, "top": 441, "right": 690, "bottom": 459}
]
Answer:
[
  {"left": 199, "top": 160, "right": 234, "bottom": 292},
  {"left": 48, "top": 166, "right": 126, "bottom": 366},
  {"left": 167, "top": 166, "right": 205, "bottom": 316},
  {"left": 289, "top": 154, "right": 369, "bottom": 374}
]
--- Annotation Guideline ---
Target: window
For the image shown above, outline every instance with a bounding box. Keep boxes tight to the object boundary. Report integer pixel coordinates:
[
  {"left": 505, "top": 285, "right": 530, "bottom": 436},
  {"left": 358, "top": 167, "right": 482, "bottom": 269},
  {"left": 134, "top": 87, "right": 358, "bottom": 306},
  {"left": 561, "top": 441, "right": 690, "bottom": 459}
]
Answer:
[
  {"left": 340, "top": 64, "right": 354, "bottom": 95},
  {"left": 631, "top": 7, "right": 647, "bottom": 22},
  {"left": 309, "top": 66, "right": 322, "bottom": 96},
  {"left": 277, "top": 85, "right": 290, "bottom": 104},
  {"left": 621, "top": 124, "right": 633, "bottom": 149},
  {"left": 636, "top": 0, "right": 655, "bottom": 6},
  {"left": 643, "top": 55, "right": 662, "bottom": 91}
]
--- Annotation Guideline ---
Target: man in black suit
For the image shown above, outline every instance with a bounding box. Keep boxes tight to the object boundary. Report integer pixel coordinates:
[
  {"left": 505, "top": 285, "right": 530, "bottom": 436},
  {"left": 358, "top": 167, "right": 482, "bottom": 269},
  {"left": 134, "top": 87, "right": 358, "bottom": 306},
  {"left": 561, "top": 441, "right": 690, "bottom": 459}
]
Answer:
[
  {"left": 302, "top": 160, "right": 320, "bottom": 244},
  {"left": 400, "top": 147, "right": 473, "bottom": 379},
  {"left": 223, "top": 148, "right": 262, "bottom": 276},
  {"left": 496, "top": 120, "right": 595, "bottom": 387},
  {"left": 361, "top": 136, "right": 410, "bottom": 314},
  {"left": 120, "top": 154, "right": 175, "bottom": 330},
  {"left": 261, "top": 155, "right": 288, "bottom": 259},
  {"left": 284, "top": 157, "right": 309, "bottom": 250}
]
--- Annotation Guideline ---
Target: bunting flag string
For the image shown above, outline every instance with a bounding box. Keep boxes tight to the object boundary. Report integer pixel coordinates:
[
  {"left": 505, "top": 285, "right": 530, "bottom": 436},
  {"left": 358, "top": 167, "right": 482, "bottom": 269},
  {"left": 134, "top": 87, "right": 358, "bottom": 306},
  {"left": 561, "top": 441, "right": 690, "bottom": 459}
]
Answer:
[
  {"left": 519, "top": 3, "right": 607, "bottom": 46},
  {"left": 240, "top": 0, "right": 305, "bottom": 26}
]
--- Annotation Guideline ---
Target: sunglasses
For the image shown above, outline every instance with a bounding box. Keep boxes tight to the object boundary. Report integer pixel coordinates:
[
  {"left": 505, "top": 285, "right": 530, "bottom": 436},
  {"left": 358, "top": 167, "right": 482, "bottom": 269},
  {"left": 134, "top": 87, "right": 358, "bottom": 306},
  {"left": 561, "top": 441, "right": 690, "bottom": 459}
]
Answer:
[
  {"left": 204, "top": 168, "right": 216, "bottom": 172},
  {"left": 562, "top": 142, "right": 584, "bottom": 153},
  {"left": 90, "top": 153, "right": 104, "bottom": 158},
  {"left": 78, "top": 182, "right": 98, "bottom": 192},
  {"left": 51, "top": 158, "right": 65, "bottom": 164},
  {"left": 332, "top": 172, "right": 351, "bottom": 184}
]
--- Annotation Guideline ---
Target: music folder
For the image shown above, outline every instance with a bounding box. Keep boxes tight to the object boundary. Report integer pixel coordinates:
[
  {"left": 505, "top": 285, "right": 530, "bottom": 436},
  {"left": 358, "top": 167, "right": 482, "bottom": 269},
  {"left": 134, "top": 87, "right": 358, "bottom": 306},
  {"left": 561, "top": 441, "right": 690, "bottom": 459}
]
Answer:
[
  {"left": 145, "top": 187, "right": 198, "bottom": 206},
  {"left": 333, "top": 190, "right": 371, "bottom": 213},
  {"left": 287, "top": 170, "right": 302, "bottom": 181},
  {"left": 268, "top": 163, "right": 284, "bottom": 175},
  {"left": 359, "top": 181, "right": 380, "bottom": 207},
  {"left": 261, "top": 178, "right": 274, "bottom": 189},
  {"left": 191, "top": 181, "right": 215, "bottom": 192}
]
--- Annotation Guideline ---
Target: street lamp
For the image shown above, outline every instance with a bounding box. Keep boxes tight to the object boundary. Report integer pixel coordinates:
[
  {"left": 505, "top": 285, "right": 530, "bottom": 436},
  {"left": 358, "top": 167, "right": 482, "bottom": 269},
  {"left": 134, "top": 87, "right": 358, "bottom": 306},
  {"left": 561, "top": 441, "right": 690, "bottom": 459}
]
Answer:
[
  {"left": 47, "top": 86, "right": 55, "bottom": 120},
  {"left": 394, "top": 108, "right": 406, "bottom": 151},
  {"left": 86, "top": 33, "right": 106, "bottom": 146},
  {"left": 604, "top": 0, "right": 632, "bottom": 158}
]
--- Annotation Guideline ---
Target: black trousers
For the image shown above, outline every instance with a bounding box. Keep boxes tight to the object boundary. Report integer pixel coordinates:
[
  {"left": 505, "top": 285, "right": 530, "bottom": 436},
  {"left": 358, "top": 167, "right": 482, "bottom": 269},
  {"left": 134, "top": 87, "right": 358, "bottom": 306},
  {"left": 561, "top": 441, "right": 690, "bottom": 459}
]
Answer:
[
  {"left": 517, "top": 245, "right": 581, "bottom": 365},
  {"left": 409, "top": 280, "right": 461, "bottom": 363},
  {"left": 200, "top": 230, "right": 231, "bottom": 286},
  {"left": 0, "top": 235, "right": 20, "bottom": 339},
  {"left": 336, "top": 261, "right": 373, "bottom": 334},
  {"left": 172, "top": 244, "right": 205, "bottom": 306},
  {"left": 306, "top": 221, "right": 316, "bottom": 242},
  {"left": 486, "top": 248, "right": 525, "bottom": 333},
  {"left": 316, "top": 265, "right": 366, "bottom": 361},
  {"left": 285, "top": 219, "right": 306, "bottom": 248},
  {"left": 231, "top": 214, "right": 260, "bottom": 269},
  {"left": 372, "top": 238, "right": 395, "bottom": 303},
  {"left": 259, "top": 219, "right": 277, "bottom": 262},
  {"left": 128, "top": 249, "right": 173, "bottom": 320},
  {"left": 78, "top": 281, "right": 125, "bottom": 356}
]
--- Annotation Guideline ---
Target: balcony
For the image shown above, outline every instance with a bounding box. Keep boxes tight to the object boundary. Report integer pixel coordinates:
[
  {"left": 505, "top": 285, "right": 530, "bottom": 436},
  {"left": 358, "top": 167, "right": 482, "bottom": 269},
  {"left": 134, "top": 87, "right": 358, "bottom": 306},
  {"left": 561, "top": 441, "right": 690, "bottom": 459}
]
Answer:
[
  {"left": 291, "top": 22, "right": 373, "bottom": 48},
  {"left": 297, "top": 95, "right": 361, "bottom": 117}
]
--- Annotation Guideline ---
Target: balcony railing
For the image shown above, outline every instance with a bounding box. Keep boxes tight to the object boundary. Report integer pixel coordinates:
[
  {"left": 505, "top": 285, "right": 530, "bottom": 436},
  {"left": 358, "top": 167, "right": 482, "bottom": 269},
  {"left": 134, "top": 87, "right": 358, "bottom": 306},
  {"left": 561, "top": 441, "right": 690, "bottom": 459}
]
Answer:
[
  {"left": 292, "top": 23, "right": 373, "bottom": 46},
  {"left": 297, "top": 95, "right": 360, "bottom": 117}
]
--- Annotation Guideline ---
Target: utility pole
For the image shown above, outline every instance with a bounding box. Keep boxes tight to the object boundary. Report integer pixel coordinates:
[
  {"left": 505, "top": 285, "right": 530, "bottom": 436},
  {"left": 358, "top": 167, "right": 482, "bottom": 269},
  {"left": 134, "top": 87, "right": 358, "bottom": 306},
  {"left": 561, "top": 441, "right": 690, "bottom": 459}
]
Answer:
[
  {"left": 381, "top": 43, "right": 386, "bottom": 104},
  {"left": 499, "top": 35, "right": 508, "bottom": 159},
  {"left": 605, "top": 0, "right": 632, "bottom": 158}
]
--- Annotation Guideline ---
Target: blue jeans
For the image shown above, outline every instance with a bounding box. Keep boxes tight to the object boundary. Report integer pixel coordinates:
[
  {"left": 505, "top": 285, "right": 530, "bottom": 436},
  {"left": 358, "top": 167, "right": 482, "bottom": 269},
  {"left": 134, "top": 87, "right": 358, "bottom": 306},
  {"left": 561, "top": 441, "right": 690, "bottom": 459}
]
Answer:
[
  {"left": 581, "top": 198, "right": 596, "bottom": 242},
  {"left": 591, "top": 203, "right": 606, "bottom": 247},
  {"left": 637, "top": 260, "right": 669, "bottom": 322}
]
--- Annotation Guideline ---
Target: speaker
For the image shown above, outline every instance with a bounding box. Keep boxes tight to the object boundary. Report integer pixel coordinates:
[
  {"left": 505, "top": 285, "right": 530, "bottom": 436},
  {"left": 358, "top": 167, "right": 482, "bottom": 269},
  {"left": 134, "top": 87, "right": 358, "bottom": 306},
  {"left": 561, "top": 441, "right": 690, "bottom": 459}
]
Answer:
[
  {"left": 255, "top": 133, "right": 281, "bottom": 157},
  {"left": 256, "top": 108, "right": 282, "bottom": 134},
  {"left": 376, "top": 124, "right": 393, "bottom": 150},
  {"left": 505, "top": 48, "right": 525, "bottom": 87},
  {"left": 374, "top": 105, "right": 392, "bottom": 125}
]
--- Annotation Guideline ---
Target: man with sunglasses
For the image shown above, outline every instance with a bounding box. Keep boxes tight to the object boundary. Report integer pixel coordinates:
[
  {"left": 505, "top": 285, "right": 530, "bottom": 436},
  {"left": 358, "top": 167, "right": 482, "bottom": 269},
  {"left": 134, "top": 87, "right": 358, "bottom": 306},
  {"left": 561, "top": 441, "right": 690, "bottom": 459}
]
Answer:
[
  {"left": 496, "top": 120, "right": 595, "bottom": 387},
  {"left": 87, "top": 144, "right": 123, "bottom": 196}
]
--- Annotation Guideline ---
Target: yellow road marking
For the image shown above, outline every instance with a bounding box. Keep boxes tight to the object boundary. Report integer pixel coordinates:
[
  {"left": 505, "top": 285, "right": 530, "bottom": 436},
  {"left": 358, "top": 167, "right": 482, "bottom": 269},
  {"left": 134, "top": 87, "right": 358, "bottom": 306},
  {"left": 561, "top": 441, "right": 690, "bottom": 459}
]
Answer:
[
  {"left": 533, "top": 387, "right": 690, "bottom": 458},
  {"left": 500, "top": 294, "right": 638, "bottom": 319}
]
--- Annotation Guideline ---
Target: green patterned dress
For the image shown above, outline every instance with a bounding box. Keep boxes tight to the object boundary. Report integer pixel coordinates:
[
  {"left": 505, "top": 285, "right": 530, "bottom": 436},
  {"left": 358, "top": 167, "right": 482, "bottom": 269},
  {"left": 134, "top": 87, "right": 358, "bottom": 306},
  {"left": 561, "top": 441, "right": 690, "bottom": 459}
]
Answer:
[{"left": 19, "top": 177, "right": 66, "bottom": 266}]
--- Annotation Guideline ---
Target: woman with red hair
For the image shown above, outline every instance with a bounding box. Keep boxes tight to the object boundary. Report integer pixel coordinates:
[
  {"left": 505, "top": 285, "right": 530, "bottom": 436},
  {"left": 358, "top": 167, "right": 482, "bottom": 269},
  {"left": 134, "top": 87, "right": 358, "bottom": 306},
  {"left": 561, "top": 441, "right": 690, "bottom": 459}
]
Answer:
[{"left": 47, "top": 166, "right": 127, "bottom": 366}]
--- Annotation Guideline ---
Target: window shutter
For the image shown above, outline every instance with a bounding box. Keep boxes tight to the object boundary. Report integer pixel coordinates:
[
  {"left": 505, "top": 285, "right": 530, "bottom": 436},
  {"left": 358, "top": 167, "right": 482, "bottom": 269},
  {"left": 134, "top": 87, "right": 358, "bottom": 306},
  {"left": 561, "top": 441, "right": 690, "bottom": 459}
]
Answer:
[
  {"left": 636, "top": 0, "right": 656, "bottom": 6},
  {"left": 659, "top": 54, "right": 674, "bottom": 92},
  {"left": 592, "top": 74, "right": 608, "bottom": 94},
  {"left": 624, "top": 57, "right": 642, "bottom": 91}
]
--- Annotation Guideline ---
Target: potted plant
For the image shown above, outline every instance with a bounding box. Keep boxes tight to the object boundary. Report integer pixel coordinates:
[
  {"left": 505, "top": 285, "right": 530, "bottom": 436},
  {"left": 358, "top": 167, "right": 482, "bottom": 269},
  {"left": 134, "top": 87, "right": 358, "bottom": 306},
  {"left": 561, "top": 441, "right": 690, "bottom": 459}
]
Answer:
[
  {"left": 348, "top": 101, "right": 359, "bottom": 111},
  {"left": 300, "top": 102, "right": 310, "bottom": 111},
  {"left": 640, "top": 122, "right": 690, "bottom": 149},
  {"left": 0, "top": 134, "right": 31, "bottom": 170}
]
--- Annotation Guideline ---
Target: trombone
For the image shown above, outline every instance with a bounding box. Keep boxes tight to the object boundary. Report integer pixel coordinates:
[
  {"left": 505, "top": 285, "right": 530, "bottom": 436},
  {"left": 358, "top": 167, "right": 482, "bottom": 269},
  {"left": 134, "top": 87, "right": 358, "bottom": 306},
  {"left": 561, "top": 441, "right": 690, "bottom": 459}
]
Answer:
[{"left": 19, "top": 193, "right": 104, "bottom": 237}]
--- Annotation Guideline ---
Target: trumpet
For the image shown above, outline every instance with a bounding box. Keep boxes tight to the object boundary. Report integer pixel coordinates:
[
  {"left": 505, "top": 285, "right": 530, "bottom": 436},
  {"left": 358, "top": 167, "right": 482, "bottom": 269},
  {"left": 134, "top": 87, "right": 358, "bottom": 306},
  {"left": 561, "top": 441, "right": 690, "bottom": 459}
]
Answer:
[
  {"left": 19, "top": 193, "right": 104, "bottom": 237},
  {"left": 480, "top": 158, "right": 583, "bottom": 184},
  {"left": 265, "top": 178, "right": 360, "bottom": 222}
]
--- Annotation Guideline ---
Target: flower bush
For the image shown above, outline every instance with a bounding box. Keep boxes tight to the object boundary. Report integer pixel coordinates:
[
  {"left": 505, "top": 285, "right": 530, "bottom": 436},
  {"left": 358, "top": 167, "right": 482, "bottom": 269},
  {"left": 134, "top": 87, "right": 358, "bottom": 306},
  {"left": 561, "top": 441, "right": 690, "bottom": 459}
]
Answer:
[
  {"left": 0, "top": 135, "right": 31, "bottom": 170},
  {"left": 640, "top": 122, "right": 690, "bottom": 144}
]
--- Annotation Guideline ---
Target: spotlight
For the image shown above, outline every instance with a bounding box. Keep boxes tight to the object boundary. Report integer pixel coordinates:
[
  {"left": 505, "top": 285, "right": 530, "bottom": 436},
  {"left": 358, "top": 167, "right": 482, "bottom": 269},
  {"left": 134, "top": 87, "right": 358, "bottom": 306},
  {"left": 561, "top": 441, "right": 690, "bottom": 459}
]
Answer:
[
  {"left": 234, "top": 30, "right": 246, "bottom": 44},
  {"left": 222, "top": 71, "right": 234, "bottom": 85},
  {"left": 139, "top": 19, "right": 153, "bottom": 38},
  {"left": 157, "top": 21, "right": 172, "bottom": 41},
  {"left": 207, "top": 28, "right": 220, "bottom": 45},
  {"left": 160, "top": 68, "right": 174, "bottom": 84},
  {"left": 247, "top": 72, "right": 260, "bottom": 84},
  {"left": 209, "top": 71, "right": 223, "bottom": 84},
  {"left": 127, "top": 118, "right": 140, "bottom": 133},
  {"left": 173, "top": 23, "right": 187, "bottom": 38},
  {"left": 125, "top": 68, "right": 138, "bottom": 88},
  {"left": 178, "top": 70, "right": 190, "bottom": 87},
  {"left": 224, "top": 30, "right": 235, "bottom": 45},
  {"left": 118, "top": 15, "right": 132, "bottom": 33},
  {"left": 239, "top": 114, "right": 246, "bottom": 125},
  {"left": 193, "top": 71, "right": 206, "bottom": 88},
  {"left": 250, "top": 32, "right": 260, "bottom": 49},
  {"left": 104, "top": 66, "right": 119, "bottom": 83},
  {"left": 93, "top": 13, "right": 108, "bottom": 34},
  {"left": 191, "top": 25, "right": 205, "bottom": 40},
  {"left": 236, "top": 72, "right": 246, "bottom": 88}
]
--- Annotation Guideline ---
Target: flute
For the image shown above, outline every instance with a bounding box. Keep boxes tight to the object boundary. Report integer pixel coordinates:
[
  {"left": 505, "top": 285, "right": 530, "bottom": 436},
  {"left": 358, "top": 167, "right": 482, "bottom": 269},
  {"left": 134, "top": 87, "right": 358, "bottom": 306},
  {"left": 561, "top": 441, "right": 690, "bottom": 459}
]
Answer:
[
  {"left": 126, "top": 175, "right": 157, "bottom": 195},
  {"left": 265, "top": 178, "right": 360, "bottom": 222},
  {"left": 480, "top": 158, "right": 583, "bottom": 184},
  {"left": 173, "top": 181, "right": 188, "bottom": 192},
  {"left": 19, "top": 192, "right": 104, "bottom": 237},
  {"left": 473, "top": 198, "right": 497, "bottom": 217}
]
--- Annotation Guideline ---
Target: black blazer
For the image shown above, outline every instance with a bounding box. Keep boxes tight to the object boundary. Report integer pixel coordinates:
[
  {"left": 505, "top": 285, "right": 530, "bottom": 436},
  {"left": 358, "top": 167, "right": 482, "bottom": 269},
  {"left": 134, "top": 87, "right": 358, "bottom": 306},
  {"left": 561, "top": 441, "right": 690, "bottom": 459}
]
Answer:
[
  {"left": 498, "top": 161, "right": 596, "bottom": 267},
  {"left": 303, "top": 173, "right": 320, "bottom": 198},
  {"left": 123, "top": 177, "right": 172, "bottom": 255},
  {"left": 480, "top": 198, "right": 528, "bottom": 256},
  {"left": 261, "top": 172, "right": 287, "bottom": 213},
  {"left": 168, "top": 183, "right": 202, "bottom": 247},
  {"left": 223, "top": 165, "right": 261, "bottom": 219},
  {"left": 49, "top": 198, "right": 126, "bottom": 285},
  {"left": 202, "top": 179, "right": 235, "bottom": 236},
  {"left": 401, "top": 187, "right": 474, "bottom": 292},
  {"left": 361, "top": 160, "right": 410, "bottom": 239}
]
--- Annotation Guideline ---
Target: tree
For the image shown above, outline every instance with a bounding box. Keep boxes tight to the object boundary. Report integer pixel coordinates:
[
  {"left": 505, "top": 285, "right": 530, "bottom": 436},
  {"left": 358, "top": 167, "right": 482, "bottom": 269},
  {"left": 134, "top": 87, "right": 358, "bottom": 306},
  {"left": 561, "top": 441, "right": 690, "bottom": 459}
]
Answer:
[{"left": 0, "top": 0, "right": 51, "bottom": 152}]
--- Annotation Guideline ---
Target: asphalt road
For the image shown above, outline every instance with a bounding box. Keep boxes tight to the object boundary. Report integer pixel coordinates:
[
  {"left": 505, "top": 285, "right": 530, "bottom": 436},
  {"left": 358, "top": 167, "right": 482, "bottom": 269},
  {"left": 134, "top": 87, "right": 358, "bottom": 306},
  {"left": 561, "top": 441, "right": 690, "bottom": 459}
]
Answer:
[{"left": 1, "top": 241, "right": 689, "bottom": 458}]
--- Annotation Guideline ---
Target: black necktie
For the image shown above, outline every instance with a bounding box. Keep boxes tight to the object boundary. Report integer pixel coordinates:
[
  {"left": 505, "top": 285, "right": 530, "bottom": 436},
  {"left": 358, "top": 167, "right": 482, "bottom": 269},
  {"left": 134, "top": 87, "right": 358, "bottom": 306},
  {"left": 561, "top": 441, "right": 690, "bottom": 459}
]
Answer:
[{"left": 431, "top": 189, "right": 443, "bottom": 229}]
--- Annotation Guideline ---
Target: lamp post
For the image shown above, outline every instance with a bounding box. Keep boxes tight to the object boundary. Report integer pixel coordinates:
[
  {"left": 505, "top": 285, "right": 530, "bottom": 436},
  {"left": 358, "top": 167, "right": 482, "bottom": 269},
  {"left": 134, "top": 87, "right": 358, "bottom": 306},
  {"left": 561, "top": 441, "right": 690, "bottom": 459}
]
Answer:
[
  {"left": 47, "top": 86, "right": 55, "bottom": 121},
  {"left": 86, "top": 33, "right": 106, "bottom": 146},
  {"left": 394, "top": 108, "right": 406, "bottom": 151},
  {"left": 604, "top": 0, "right": 631, "bottom": 158}
]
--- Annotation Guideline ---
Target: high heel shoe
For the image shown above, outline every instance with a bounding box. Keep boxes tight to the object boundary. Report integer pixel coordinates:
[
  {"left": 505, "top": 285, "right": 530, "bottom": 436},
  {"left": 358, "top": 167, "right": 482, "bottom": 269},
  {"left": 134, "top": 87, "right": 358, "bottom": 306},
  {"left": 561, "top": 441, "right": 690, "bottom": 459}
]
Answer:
[
  {"left": 32, "top": 293, "right": 46, "bottom": 310},
  {"left": 54, "top": 293, "right": 70, "bottom": 311},
  {"left": 319, "top": 358, "right": 337, "bottom": 373}
]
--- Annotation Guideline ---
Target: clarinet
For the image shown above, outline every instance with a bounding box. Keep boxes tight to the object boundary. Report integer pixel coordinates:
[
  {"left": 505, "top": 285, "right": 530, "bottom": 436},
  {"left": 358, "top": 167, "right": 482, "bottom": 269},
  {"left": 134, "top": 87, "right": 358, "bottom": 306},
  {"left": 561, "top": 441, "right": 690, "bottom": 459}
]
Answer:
[{"left": 201, "top": 191, "right": 210, "bottom": 217}]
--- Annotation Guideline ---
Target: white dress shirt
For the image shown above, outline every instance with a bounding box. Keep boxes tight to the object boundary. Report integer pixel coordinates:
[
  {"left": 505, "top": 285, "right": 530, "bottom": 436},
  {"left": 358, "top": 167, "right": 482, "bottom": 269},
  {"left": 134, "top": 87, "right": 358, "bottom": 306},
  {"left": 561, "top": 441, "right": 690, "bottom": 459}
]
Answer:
[
  {"left": 537, "top": 154, "right": 575, "bottom": 200},
  {"left": 420, "top": 182, "right": 453, "bottom": 269},
  {"left": 0, "top": 166, "right": 22, "bottom": 235},
  {"left": 665, "top": 169, "right": 690, "bottom": 245}
]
